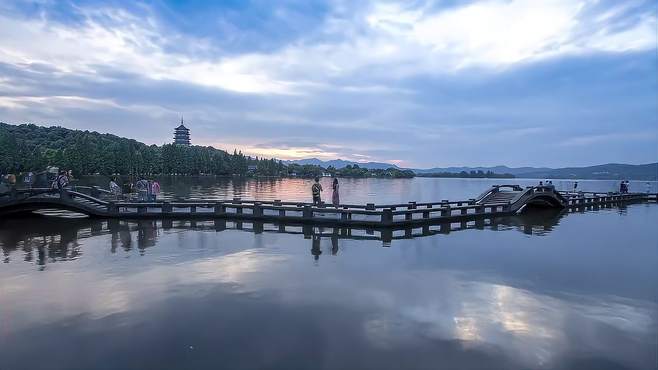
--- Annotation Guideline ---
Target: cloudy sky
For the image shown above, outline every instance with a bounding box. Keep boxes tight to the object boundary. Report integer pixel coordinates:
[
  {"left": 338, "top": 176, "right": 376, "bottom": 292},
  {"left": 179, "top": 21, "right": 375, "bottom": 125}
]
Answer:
[{"left": 0, "top": 0, "right": 655, "bottom": 168}]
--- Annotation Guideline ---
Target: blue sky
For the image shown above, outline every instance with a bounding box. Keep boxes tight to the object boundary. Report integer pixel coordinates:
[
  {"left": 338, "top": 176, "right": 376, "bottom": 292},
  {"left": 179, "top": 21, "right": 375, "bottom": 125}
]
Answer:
[{"left": 0, "top": 0, "right": 655, "bottom": 168}]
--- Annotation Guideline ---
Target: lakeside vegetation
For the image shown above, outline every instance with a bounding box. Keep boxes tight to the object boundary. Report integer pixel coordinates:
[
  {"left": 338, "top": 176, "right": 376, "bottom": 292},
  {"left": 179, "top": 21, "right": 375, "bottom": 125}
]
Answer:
[{"left": 0, "top": 123, "right": 414, "bottom": 179}]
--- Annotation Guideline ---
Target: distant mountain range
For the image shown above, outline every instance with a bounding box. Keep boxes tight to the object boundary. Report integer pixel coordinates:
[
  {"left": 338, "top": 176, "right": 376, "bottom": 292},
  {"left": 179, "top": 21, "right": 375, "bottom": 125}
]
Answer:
[
  {"left": 284, "top": 158, "right": 400, "bottom": 170},
  {"left": 285, "top": 158, "right": 658, "bottom": 180}
]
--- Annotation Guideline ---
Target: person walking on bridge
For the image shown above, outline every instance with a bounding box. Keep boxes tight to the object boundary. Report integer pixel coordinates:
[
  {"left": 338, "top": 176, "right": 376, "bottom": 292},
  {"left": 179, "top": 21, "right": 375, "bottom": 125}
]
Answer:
[
  {"left": 312, "top": 177, "right": 323, "bottom": 206},
  {"left": 331, "top": 178, "right": 340, "bottom": 208}
]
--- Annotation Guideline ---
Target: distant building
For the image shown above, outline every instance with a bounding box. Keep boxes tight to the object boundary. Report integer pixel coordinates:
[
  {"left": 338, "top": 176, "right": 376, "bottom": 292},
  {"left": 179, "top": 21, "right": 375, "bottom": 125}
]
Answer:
[{"left": 174, "top": 117, "right": 191, "bottom": 145}]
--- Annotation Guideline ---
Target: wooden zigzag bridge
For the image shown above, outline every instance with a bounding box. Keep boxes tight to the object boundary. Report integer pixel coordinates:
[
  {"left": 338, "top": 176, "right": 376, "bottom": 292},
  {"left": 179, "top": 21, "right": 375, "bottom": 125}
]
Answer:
[{"left": 1, "top": 185, "right": 655, "bottom": 229}]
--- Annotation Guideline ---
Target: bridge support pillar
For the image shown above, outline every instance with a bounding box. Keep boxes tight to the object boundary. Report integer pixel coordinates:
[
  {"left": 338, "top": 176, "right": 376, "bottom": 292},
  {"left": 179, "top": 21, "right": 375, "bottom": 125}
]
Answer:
[{"left": 381, "top": 229, "right": 392, "bottom": 245}]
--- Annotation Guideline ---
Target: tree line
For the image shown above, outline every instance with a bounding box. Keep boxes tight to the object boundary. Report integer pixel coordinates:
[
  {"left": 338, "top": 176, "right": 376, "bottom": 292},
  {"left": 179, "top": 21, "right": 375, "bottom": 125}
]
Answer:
[
  {"left": 0, "top": 123, "right": 415, "bottom": 179},
  {"left": 0, "top": 123, "right": 285, "bottom": 176}
]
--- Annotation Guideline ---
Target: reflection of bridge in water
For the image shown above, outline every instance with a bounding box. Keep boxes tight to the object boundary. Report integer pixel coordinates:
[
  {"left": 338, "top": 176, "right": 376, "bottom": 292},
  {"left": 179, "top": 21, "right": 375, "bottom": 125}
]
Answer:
[
  {"left": 1, "top": 185, "right": 655, "bottom": 228},
  {"left": 0, "top": 202, "right": 639, "bottom": 266}
]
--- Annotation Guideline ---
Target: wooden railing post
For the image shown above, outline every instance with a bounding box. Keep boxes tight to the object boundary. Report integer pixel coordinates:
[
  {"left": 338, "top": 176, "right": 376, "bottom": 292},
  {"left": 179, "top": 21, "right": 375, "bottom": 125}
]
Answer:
[
  {"left": 107, "top": 201, "right": 118, "bottom": 215},
  {"left": 163, "top": 202, "right": 172, "bottom": 213},
  {"left": 253, "top": 202, "right": 263, "bottom": 217},
  {"left": 341, "top": 207, "right": 349, "bottom": 221},
  {"left": 138, "top": 205, "right": 146, "bottom": 214},
  {"left": 303, "top": 205, "right": 312, "bottom": 219},
  {"left": 213, "top": 203, "right": 224, "bottom": 215},
  {"left": 381, "top": 209, "right": 393, "bottom": 225}
]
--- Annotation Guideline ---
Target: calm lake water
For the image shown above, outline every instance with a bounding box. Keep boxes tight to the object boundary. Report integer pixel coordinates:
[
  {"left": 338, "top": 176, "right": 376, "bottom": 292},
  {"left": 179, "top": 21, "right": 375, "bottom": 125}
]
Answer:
[{"left": 1, "top": 177, "right": 657, "bottom": 370}]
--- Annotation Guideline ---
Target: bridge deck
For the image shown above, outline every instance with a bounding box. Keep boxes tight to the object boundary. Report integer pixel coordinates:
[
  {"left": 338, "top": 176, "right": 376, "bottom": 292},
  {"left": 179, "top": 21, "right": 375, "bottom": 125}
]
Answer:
[{"left": 0, "top": 185, "right": 654, "bottom": 227}]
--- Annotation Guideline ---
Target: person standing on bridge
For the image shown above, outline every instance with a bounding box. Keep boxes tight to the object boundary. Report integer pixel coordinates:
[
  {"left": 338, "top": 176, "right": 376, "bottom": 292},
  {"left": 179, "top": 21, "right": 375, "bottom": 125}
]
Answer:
[
  {"left": 53, "top": 171, "right": 68, "bottom": 190},
  {"left": 619, "top": 181, "right": 628, "bottom": 194},
  {"left": 331, "top": 177, "right": 340, "bottom": 208},
  {"left": 136, "top": 178, "right": 149, "bottom": 202},
  {"left": 150, "top": 179, "right": 161, "bottom": 201},
  {"left": 312, "top": 177, "right": 323, "bottom": 206},
  {"left": 573, "top": 181, "right": 578, "bottom": 193},
  {"left": 109, "top": 178, "right": 121, "bottom": 200}
]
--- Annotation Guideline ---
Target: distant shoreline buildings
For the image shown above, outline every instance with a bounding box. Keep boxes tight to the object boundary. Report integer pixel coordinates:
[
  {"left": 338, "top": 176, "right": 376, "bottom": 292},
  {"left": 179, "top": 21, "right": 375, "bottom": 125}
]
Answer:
[{"left": 174, "top": 117, "right": 191, "bottom": 145}]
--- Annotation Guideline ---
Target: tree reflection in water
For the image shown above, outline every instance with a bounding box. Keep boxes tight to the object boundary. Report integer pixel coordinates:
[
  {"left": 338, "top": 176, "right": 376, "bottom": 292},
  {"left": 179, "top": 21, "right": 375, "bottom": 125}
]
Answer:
[{"left": 0, "top": 207, "right": 574, "bottom": 267}]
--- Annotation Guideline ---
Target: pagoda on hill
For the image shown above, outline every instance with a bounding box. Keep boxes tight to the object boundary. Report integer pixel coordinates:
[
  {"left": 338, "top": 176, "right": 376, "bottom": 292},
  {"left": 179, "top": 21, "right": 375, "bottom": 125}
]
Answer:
[{"left": 174, "top": 117, "right": 191, "bottom": 146}]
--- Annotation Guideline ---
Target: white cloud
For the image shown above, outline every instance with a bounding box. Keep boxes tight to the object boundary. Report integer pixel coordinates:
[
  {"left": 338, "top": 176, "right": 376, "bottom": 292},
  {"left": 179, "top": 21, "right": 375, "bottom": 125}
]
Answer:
[
  {"left": 0, "top": 0, "right": 655, "bottom": 166},
  {"left": 0, "top": 0, "right": 654, "bottom": 95}
]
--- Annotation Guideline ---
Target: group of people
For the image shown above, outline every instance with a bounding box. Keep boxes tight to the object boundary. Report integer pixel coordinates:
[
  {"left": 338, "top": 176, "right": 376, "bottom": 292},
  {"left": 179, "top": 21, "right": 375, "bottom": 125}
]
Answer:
[
  {"left": 619, "top": 180, "right": 630, "bottom": 194},
  {"left": 538, "top": 180, "right": 555, "bottom": 189},
  {"left": 109, "top": 177, "right": 160, "bottom": 201},
  {"left": 539, "top": 179, "right": 651, "bottom": 194},
  {"left": 52, "top": 170, "right": 71, "bottom": 191},
  {"left": 311, "top": 177, "right": 340, "bottom": 207}
]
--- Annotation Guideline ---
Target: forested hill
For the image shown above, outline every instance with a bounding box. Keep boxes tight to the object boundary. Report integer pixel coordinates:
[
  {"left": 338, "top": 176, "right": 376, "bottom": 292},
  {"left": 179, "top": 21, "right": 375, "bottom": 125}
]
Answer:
[{"left": 0, "top": 123, "right": 284, "bottom": 176}]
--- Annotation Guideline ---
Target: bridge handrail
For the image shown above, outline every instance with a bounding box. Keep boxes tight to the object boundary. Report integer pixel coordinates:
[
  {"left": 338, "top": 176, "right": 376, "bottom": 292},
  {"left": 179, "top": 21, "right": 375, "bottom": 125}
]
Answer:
[
  {"left": 73, "top": 186, "right": 114, "bottom": 195},
  {"left": 67, "top": 190, "right": 110, "bottom": 206}
]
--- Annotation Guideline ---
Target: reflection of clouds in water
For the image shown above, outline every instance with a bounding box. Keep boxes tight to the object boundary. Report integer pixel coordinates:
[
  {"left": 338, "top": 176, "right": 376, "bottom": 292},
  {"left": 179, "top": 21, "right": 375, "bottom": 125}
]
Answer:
[
  {"left": 383, "top": 282, "right": 655, "bottom": 368},
  {"left": 2, "top": 225, "right": 656, "bottom": 369}
]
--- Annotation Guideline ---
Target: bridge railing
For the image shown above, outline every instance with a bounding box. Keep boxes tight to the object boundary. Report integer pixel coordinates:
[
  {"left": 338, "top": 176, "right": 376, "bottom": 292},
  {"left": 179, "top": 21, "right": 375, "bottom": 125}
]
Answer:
[{"left": 3, "top": 185, "right": 653, "bottom": 223}]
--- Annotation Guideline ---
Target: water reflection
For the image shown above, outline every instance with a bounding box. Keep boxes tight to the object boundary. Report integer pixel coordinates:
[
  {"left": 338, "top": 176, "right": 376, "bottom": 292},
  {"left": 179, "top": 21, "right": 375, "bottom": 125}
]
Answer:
[
  {"left": 0, "top": 207, "right": 570, "bottom": 265},
  {"left": 1, "top": 204, "right": 656, "bottom": 370}
]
